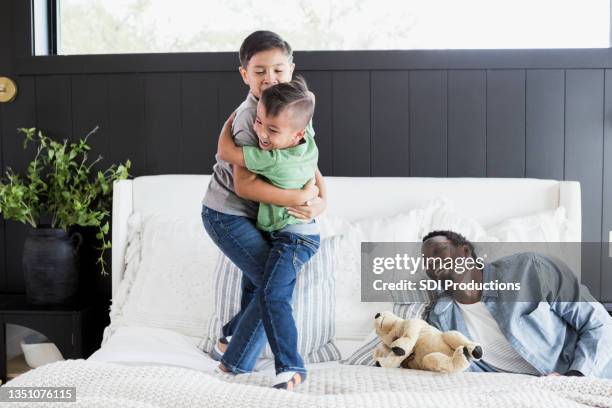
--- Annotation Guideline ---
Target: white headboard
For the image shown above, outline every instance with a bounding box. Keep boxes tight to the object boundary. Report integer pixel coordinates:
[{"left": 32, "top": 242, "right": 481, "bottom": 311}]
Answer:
[{"left": 111, "top": 175, "right": 581, "bottom": 297}]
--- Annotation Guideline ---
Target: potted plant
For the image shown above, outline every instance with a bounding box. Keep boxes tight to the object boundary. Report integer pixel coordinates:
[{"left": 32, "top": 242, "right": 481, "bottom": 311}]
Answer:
[{"left": 0, "top": 126, "right": 130, "bottom": 305}]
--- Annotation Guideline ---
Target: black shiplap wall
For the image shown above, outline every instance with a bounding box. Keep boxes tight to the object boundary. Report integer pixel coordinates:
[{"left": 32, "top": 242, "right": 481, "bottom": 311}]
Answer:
[
  {"left": 603, "top": 70, "right": 612, "bottom": 298},
  {"left": 0, "top": 1, "right": 611, "bottom": 301},
  {"left": 2, "top": 68, "right": 611, "bottom": 300}
]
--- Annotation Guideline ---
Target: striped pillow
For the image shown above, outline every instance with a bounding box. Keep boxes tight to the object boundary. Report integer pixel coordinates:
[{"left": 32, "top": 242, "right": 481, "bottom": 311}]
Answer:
[
  {"left": 202, "top": 236, "right": 342, "bottom": 363},
  {"left": 341, "top": 302, "right": 431, "bottom": 365}
]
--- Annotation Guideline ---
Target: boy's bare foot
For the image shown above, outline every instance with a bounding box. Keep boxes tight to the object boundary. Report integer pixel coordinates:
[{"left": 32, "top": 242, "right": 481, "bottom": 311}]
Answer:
[
  {"left": 217, "top": 337, "right": 229, "bottom": 353},
  {"left": 210, "top": 336, "right": 230, "bottom": 361}
]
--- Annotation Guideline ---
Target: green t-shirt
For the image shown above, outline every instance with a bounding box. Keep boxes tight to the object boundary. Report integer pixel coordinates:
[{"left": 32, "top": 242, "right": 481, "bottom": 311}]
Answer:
[{"left": 243, "top": 123, "right": 318, "bottom": 231}]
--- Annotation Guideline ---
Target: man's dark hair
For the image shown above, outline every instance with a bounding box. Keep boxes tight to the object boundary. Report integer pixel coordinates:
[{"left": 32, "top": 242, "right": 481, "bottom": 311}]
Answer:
[
  {"left": 239, "top": 30, "right": 293, "bottom": 68},
  {"left": 422, "top": 230, "right": 478, "bottom": 259},
  {"left": 260, "top": 76, "right": 315, "bottom": 130}
]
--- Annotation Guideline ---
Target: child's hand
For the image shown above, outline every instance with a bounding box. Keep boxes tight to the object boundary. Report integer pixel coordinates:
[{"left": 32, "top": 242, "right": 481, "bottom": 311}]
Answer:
[
  {"left": 286, "top": 196, "right": 326, "bottom": 222},
  {"left": 299, "top": 178, "right": 319, "bottom": 203}
]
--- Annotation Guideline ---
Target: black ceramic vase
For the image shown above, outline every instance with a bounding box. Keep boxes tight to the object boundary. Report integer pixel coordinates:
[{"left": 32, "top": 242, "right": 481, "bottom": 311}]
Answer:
[{"left": 22, "top": 227, "right": 83, "bottom": 305}]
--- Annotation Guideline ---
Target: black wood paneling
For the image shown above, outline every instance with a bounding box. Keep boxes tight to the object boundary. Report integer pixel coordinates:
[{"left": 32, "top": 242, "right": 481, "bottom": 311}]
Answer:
[
  {"left": 35, "top": 76, "right": 73, "bottom": 141},
  {"left": 181, "top": 73, "right": 219, "bottom": 175},
  {"left": 602, "top": 69, "right": 612, "bottom": 302},
  {"left": 565, "top": 69, "right": 604, "bottom": 299},
  {"left": 302, "top": 71, "right": 333, "bottom": 176},
  {"left": 410, "top": 70, "right": 447, "bottom": 177},
  {"left": 371, "top": 71, "right": 410, "bottom": 176},
  {"left": 448, "top": 70, "right": 487, "bottom": 177},
  {"left": 2, "top": 0, "right": 612, "bottom": 300},
  {"left": 1, "top": 77, "right": 36, "bottom": 292},
  {"left": 0, "top": 94, "right": 4, "bottom": 292},
  {"left": 145, "top": 73, "right": 181, "bottom": 175},
  {"left": 106, "top": 74, "right": 146, "bottom": 177},
  {"left": 0, "top": 0, "right": 14, "bottom": 292},
  {"left": 71, "top": 75, "right": 110, "bottom": 169},
  {"left": 486, "top": 70, "right": 526, "bottom": 177},
  {"left": 217, "top": 72, "right": 249, "bottom": 126},
  {"left": 0, "top": 0, "right": 14, "bottom": 73},
  {"left": 332, "top": 71, "right": 370, "bottom": 176},
  {"left": 525, "top": 70, "right": 565, "bottom": 179},
  {"left": 13, "top": 0, "right": 30, "bottom": 60}
]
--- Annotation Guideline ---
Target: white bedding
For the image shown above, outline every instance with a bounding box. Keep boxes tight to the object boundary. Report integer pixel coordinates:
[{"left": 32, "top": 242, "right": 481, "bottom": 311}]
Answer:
[
  {"left": 89, "top": 326, "right": 363, "bottom": 375},
  {"left": 6, "top": 358, "right": 611, "bottom": 408},
  {"left": 68, "top": 327, "right": 611, "bottom": 408}
]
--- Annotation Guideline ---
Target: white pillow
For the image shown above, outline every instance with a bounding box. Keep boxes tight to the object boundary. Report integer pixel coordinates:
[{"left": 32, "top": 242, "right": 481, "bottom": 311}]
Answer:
[
  {"left": 484, "top": 207, "right": 581, "bottom": 278},
  {"left": 334, "top": 208, "right": 424, "bottom": 340},
  {"left": 420, "top": 198, "right": 496, "bottom": 242},
  {"left": 104, "top": 212, "right": 219, "bottom": 343},
  {"left": 486, "top": 207, "right": 577, "bottom": 242}
]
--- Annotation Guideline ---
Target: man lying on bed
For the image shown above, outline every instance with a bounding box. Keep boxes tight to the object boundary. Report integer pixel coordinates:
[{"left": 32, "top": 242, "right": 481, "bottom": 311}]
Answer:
[{"left": 421, "top": 230, "right": 612, "bottom": 378}]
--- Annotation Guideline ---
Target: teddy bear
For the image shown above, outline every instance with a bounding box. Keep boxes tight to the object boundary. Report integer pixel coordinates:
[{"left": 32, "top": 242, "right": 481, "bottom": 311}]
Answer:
[{"left": 372, "top": 311, "right": 483, "bottom": 373}]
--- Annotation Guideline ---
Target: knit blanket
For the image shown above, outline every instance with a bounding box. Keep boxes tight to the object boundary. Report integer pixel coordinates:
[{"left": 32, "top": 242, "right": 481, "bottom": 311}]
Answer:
[{"left": 3, "top": 360, "right": 611, "bottom": 408}]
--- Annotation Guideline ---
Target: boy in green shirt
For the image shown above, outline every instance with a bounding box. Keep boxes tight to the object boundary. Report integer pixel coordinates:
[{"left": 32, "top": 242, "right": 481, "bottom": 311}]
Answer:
[{"left": 217, "top": 76, "right": 320, "bottom": 389}]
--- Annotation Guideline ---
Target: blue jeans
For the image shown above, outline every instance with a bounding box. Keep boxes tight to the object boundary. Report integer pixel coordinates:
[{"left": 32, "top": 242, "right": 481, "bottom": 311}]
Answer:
[
  {"left": 203, "top": 205, "right": 320, "bottom": 374},
  {"left": 201, "top": 206, "right": 270, "bottom": 342}
]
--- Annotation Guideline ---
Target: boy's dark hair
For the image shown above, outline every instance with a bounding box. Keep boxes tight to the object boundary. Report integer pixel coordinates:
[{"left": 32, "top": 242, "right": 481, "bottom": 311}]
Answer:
[
  {"left": 239, "top": 31, "right": 293, "bottom": 68},
  {"left": 260, "top": 76, "right": 315, "bottom": 130},
  {"left": 422, "top": 230, "right": 478, "bottom": 259}
]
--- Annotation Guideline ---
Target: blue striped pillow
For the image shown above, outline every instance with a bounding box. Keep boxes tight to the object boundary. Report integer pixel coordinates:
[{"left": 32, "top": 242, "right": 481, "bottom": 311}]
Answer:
[{"left": 203, "top": 236, "right": 342, "bottom": 363}]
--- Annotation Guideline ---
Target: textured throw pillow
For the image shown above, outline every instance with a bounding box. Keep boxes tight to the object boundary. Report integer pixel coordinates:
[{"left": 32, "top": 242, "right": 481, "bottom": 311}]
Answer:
[
  {"left": 341, "top": 302, "right": 431, "bottom": 365},
  {"left": 203, "top": 236, "right": 342, "bottom": 363},
  {"left": 105, "top": 212, "right": 219, "bottom": 343}
]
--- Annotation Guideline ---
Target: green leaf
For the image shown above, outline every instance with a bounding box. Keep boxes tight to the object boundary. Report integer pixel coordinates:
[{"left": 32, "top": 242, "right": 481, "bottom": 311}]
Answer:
[{"left": 0, "top": 126, "right": 131, "bottom": 274}]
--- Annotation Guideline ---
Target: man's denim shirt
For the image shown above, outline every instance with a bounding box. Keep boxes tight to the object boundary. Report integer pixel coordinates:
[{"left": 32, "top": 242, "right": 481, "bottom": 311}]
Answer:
[{"left": 427, "top": 253, "right": 612, "bottom": 378}]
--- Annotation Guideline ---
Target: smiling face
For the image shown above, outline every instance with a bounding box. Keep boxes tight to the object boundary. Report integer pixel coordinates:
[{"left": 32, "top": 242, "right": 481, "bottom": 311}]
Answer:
[
  {"left": 253, "top": 101, "right": 305, "bottom": 150},
  {"left": 239, "top": 48, "right": 294, "bottom": 99}
]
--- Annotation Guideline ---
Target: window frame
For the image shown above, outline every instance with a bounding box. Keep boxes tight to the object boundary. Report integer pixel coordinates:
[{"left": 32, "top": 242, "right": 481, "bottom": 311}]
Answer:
[{"left": 13, "top": 0, "right": 612, "bottom": 75}]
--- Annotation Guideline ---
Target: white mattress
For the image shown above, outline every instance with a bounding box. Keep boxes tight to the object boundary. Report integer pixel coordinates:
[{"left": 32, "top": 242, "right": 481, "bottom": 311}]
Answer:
[{"left": 89, "top": 326, "right": 364, "bottom": 374}]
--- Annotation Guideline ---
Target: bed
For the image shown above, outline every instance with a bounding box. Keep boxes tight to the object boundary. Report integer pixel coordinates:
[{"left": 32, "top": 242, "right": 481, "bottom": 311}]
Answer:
[{"left": 5, "top": 175, "right": 612, "bottom": 408}]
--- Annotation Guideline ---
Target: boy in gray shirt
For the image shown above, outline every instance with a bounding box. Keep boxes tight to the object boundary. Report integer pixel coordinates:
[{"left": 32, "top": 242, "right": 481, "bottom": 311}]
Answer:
[{"left": 201, "top": 31, "right": 327, "bottom": 390}]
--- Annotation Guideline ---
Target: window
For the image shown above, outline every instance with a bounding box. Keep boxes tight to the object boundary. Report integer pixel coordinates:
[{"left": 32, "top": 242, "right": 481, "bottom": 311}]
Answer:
[{"left": 52, "top": 0, "right": 610, "bottom": 55}]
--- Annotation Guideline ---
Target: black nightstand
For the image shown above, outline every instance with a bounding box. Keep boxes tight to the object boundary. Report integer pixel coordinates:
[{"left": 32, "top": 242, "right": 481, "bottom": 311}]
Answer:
[{"left": 0, "top": 294, "right": 107, "bottom": 384}]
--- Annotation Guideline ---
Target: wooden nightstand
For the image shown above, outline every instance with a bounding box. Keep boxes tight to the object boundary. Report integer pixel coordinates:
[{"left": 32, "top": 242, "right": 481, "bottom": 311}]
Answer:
[{"left": 0, "top": 294, "right": 107, "bottom": 384}]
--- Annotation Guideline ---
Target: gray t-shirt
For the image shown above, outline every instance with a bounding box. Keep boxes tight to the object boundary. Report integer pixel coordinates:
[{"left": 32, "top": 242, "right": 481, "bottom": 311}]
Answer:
[{"left": 202, "top": 92, "right": 260, "bottom": 218}]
